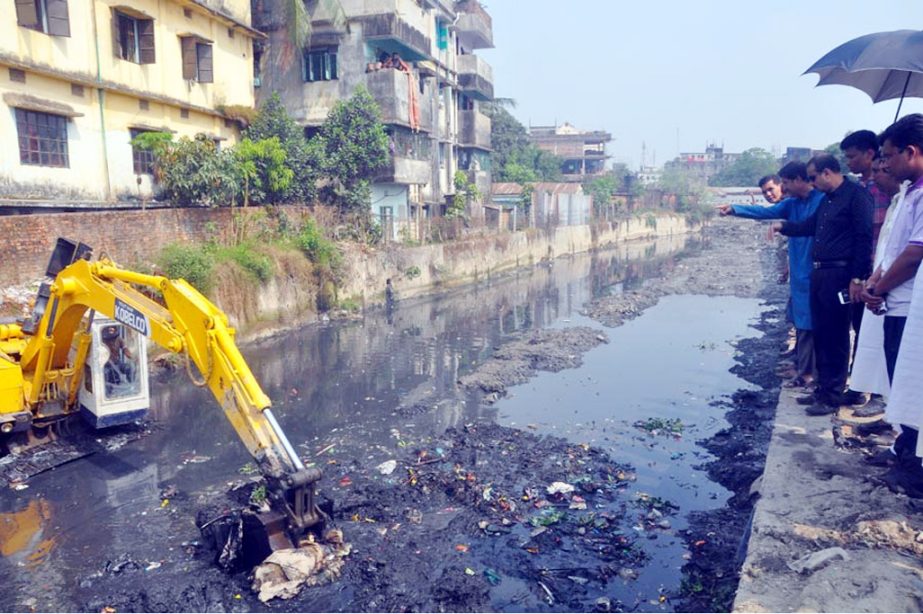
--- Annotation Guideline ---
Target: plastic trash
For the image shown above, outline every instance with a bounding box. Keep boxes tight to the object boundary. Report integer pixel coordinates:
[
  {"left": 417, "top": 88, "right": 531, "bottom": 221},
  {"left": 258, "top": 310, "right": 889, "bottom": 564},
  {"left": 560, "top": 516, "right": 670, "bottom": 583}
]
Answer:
[
  {"left": 376, "top": 460, "right": 397, "bottom": 475},
  {"left": 546, "top": 482, "right": 575, "bottom": 495}
]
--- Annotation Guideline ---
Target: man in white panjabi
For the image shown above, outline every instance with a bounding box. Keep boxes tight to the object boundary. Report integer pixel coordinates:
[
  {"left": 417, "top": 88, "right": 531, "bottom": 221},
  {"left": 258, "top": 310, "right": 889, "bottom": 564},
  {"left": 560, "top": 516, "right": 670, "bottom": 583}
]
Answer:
[
  {"left": 850, "top": 156, "right": 905, "bottom": 400},
  {"left": 860, "top": 114, "right": 923, "bottom": 495}
]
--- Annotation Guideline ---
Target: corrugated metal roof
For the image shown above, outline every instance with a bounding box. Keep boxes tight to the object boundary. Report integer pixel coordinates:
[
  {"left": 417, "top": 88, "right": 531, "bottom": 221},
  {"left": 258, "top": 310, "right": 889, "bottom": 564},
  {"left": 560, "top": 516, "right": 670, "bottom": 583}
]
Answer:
[
  {"left": 491, "top": 182, "right": 584, "bottom": 196},
  {"left": 491, "top": 183, "right": 524, "bottom": 195},
  {"left": 533, "top": 182, "right": 583, "bottom": 195}
]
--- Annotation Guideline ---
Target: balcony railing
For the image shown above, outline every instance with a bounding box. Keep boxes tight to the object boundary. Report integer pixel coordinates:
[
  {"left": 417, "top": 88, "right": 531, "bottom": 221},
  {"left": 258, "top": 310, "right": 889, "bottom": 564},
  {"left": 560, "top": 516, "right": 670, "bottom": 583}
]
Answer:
[
  {"left": 458, "top": 110, "right": 491, "bottom": 150},
  {"left": 376, "top": 155, "right": 431, "bottom": 185},
  {"left": 454, "top": 0, "right": 493, "bottom": 49},
  {"left": 358, "top": 12, "right": 432, "bottom": 61},
  {"left": 366, "top": 69, "right": 432, "bottom": 132},
  {"left": 456, "top": 54, "right": 493, "bottom": 100}
]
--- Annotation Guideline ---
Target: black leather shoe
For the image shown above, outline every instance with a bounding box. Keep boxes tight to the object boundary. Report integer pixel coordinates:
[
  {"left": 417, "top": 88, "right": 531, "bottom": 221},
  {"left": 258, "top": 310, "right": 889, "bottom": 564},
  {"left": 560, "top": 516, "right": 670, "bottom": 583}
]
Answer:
[
  {"left": 856, "top": 420, "right": 893, "bottom": 437},
  {"left": 880, "top": 467, "right": 923, "bottom": 498},
  {"left": 796, "top": 394, "right": 818, "bottom": 406},
  {"left": 806, "top": 402, "right": 838, "bottom": 416},
  {"left": 843, "top": 390, "right": 870, "bottom": 407},
  {"left": 865, "top": 448, "right": 897, "bottom": 467}
]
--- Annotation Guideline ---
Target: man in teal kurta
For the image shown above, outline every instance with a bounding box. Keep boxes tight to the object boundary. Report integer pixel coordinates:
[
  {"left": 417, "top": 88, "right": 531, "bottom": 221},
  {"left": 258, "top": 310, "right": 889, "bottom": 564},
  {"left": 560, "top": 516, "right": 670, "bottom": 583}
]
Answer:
[{"left": 718, "top": 162, "right": 823, "bottom": 385}]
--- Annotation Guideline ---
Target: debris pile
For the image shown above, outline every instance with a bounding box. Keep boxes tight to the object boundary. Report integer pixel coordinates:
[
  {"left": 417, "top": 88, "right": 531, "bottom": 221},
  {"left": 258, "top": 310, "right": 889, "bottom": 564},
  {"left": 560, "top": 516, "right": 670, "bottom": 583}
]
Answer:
[
  {"left": 324, "top": 422, "right": 665, "bottom": 611},
  {"left": 458, "top": 327, "right": 608, "bottom": 400}
]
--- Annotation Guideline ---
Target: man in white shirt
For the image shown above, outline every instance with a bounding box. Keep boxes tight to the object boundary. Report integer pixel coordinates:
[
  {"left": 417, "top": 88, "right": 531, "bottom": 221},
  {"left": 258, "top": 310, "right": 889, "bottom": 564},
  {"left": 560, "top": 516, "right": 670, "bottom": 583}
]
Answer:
[{"left": 861, "top": 114, "right": 923, "bottom": 495}]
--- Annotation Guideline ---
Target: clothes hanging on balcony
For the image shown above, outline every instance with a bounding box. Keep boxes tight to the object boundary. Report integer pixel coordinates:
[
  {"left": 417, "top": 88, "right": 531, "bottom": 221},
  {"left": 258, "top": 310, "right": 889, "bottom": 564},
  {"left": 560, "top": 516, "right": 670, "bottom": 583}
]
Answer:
[{"left": 405, "top": 68, "right": 420, "bottom": 132}]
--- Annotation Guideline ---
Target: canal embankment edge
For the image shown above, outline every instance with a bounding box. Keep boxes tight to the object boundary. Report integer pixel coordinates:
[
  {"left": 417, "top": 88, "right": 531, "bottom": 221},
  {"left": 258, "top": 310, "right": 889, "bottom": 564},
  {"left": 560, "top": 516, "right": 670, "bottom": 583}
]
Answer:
[
  {"left": 733, "top": 376, "right": 923, "bottom": 610},
  {"left": 337, "top": 213, "right": 696, "bottom": 307}
]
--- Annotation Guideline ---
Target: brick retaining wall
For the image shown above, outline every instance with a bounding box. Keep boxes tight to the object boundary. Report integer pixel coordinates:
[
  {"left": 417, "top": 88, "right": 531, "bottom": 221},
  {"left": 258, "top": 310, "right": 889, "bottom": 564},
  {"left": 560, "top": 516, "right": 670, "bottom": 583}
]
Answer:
[{"left": 0, "top": 206, "right": 308, "bottom": 285}]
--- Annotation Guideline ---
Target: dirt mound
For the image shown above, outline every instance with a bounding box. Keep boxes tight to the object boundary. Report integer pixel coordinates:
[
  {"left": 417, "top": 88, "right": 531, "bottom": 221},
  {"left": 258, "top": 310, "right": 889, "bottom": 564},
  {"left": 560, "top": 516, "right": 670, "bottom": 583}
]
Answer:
[{"left": 458, "top": 327, "right": 608, "bottom": 399}]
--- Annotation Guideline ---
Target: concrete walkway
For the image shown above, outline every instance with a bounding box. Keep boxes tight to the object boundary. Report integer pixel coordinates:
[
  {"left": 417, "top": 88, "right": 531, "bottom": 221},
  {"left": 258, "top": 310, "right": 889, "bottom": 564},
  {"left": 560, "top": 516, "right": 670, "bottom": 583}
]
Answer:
[{"left": 734, "top": 388, "right": 923, "bottom": 612}]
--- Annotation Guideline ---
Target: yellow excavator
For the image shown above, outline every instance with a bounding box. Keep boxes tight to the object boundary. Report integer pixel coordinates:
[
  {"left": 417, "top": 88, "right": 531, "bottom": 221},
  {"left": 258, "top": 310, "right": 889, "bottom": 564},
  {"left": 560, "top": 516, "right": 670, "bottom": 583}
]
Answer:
[{"left": 0, "top": 238, "right": 323, "bottom": 560}]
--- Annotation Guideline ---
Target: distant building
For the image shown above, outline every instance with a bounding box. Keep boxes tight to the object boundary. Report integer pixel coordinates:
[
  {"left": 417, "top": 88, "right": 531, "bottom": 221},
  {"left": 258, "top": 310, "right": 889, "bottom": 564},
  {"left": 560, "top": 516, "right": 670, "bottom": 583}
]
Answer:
[
  {"left": 664, "top": 144, "right": 740, "bottom": 184},
  {"left": 490, "top": 182, "right": 591, "bottom": 229},
  {"left": 781, "top": 147, "right": 824, "bottom": 165},
  {"left": 637, "top": 165, "right": 661, "bottom": 186},
  {"left": 528, "top": 123, "right": 611, "bottom": 182},
  {"left": 2, "top": 0, "right": 260, "bottom": 203}
]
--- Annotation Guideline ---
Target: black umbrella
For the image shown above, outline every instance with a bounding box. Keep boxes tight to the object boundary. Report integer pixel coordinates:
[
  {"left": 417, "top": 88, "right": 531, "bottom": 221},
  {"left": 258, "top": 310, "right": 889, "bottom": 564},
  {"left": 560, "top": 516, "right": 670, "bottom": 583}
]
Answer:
[{"left": 804, "top": 29, "right": 923, "bottom": 120}]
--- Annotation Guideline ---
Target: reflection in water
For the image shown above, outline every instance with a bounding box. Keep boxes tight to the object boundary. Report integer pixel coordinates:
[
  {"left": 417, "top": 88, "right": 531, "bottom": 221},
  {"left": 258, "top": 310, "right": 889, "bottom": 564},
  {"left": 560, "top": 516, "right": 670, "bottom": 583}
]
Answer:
[
  {"left": 0, "top": 234, "right": 710, "bottom": 611},
  {"left": 0, "top": 499, "right": 54, "bottom": 564}
]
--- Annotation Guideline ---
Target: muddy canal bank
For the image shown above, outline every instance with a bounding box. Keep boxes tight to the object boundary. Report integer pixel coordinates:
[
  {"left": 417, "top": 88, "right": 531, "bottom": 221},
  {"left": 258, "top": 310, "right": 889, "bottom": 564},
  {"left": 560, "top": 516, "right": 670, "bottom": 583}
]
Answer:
[{"left": 0, "top": 221, "right": 790, "bottom": 612}]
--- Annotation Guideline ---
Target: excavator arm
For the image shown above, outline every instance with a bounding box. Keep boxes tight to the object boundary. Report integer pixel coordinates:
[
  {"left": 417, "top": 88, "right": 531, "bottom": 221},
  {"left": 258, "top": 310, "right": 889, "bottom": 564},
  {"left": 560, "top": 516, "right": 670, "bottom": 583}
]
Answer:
[{"left": 16, "top": 255, "right": 323, "bottom": 547}]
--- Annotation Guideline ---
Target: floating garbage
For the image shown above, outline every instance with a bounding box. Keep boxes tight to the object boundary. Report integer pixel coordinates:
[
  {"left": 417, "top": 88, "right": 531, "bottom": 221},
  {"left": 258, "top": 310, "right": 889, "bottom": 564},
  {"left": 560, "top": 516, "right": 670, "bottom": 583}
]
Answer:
[
  {"left": 546, "top": 481, "right": 575, "bottom": 495},
  {"left": 251, "top": 530, "right": 351, "bottom": 603},
  {"left": 376, "top": 460, "right": 397, "bottom": 475}
]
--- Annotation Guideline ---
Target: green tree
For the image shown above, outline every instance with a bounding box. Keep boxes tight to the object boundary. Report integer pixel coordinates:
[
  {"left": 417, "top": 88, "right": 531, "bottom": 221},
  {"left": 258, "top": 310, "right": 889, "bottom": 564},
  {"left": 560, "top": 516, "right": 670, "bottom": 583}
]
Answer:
[
  {"left": 139, "top": 134, "right": 241, "bottom": 206},
  {"left": 584, "top": 174, "right": 619, "bottom": 212},
  {"left": 235, "top": 137, "right": 294, "bottom": 206},
  {"left": 450, "top": 170, "right": 481, "bottom": 218},
  {"left": 503, "top": 162, "right": 538, "bottom": 184},
  {"left": 659, "top": 166, "right": 705, "bottom": 202},
  {"left": 316, "top": 87, "right": 390, "bottom": 222},
  {"left": 483, "top": 102, "right": 563, "bottom": 182},
  {"left": 245, "top": 93, "right": 321, "bottom": 203},
  {"left": 709, "top": 147, "right": 779, "bottom": 187}
]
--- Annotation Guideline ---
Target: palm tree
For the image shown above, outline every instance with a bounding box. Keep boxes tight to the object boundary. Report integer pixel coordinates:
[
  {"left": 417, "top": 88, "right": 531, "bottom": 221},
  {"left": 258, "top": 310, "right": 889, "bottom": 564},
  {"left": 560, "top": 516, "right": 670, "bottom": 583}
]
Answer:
[{"left": 260, "top": 0, "right": 346, "bottom": 72}]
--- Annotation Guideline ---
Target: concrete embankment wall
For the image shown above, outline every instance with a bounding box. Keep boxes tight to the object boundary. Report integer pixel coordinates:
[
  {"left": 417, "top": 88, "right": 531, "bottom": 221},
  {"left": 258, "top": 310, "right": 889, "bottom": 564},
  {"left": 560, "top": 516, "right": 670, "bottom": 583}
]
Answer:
[
  {"left": 0, "top": 207, "right": 696, "bottom": 330},
  {"left": 340, "top": 214, "right": 695, "bottom": 304}
]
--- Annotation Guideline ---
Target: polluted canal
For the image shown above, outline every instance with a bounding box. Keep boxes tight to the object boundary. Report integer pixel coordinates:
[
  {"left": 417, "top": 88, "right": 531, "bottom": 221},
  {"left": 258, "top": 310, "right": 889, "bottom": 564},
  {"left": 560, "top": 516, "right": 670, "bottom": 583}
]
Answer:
[{"left": 0, "top": 219, "right": 787, "bottom": 612}]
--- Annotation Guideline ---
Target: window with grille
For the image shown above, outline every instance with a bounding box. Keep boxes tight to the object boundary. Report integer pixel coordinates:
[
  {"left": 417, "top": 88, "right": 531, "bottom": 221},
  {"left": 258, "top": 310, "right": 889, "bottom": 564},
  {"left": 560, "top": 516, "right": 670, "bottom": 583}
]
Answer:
[
  {"left": 16, "top": 109, "right": 69, "bottom": 167},
  {"left": 15, "top": 0, "right": 70, "bottom": 36},
  {"left": 303, "top": 47, "right": 338, "bottom": 82},
  {"left": 129, "top": 129, "right": 155, "bottom": 175},
  {"left": 115, "top": 11, "right": 155, "bottom": 64},
  {"left": 180, "top": 37, "right": 213, "bottom": 83}
]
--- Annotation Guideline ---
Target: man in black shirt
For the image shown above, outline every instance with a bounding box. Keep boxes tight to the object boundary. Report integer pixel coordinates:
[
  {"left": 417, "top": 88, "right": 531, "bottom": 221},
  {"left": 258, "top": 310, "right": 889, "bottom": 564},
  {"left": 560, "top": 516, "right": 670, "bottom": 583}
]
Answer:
[{"left": 771, "top": 154, "right": 872, "bottom": 414}]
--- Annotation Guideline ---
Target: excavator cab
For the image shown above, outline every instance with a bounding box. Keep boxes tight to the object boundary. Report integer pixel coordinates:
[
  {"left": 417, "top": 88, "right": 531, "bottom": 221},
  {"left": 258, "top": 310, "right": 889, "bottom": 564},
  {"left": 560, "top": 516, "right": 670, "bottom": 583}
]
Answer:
[{"left": 78, "top": 319, "right": 149, "bottom": 429}]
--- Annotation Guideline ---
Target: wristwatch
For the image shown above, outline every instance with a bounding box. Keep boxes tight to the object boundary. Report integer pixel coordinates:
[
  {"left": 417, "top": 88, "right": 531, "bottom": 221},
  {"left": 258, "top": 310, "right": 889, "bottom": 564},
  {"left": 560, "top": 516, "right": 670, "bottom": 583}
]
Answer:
[{"left": 851, "top": 278, "right": 864, "bottom": 285}]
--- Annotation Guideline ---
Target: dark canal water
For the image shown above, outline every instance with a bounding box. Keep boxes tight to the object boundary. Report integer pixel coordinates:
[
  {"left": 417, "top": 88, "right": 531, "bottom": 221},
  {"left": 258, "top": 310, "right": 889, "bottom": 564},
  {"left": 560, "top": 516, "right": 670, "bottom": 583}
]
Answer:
[{"left": 0, "top": 233, "right": 767, "bottom": 612}]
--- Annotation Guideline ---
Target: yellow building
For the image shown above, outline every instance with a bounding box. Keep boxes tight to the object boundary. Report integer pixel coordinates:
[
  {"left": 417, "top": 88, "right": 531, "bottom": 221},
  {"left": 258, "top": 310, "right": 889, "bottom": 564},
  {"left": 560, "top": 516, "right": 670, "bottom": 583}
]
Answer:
[{"left": 1, "top": 0, "right": 261, "bottom": 203}]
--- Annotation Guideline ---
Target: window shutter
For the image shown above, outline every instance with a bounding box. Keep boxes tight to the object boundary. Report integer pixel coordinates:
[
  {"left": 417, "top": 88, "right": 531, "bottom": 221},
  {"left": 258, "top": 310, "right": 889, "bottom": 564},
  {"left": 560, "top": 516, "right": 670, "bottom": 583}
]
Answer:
[
  {"left": 138, "top": 19, "right": 155, "bottom": 64},
  {"left": 181, "top": 37, "right": 197, "bottom": 79},
  {"left": 46, "top": 0, "right": 71, "bottom": 37},
  {"left": 111, "top": 10, "right": 121, "bottom": 58},
  {"left": 15, "top": 0, "right": 40, "bottom": 28},
  {"left": 196, "top": 43, "right": 213, "bottom": 83}
]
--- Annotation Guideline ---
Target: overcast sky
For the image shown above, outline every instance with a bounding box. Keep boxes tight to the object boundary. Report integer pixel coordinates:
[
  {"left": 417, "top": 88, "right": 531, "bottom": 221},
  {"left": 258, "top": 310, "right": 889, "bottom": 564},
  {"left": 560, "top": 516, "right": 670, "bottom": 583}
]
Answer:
[{"left": 480, "top": 1, "right": 921, "bottom": 170}]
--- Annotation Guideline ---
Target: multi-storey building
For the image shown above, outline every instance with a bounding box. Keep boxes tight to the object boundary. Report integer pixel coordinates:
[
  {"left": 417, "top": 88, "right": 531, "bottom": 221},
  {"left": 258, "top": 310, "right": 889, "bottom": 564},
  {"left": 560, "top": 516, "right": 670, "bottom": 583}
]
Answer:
[
  {"left": 663, "top": 144, "right": 741, "bottom": 184},
  {"left": 528, "top": 122, "right": 611, "bottom": 183},
  {"left": 1, "top": 0, "right": 261, "bottom": 204},
  {"left": 781, "top": 146, "right": 823, "bottom": 166},
  {"left": 253, "top": 0, "right": 493, "bottom": 240}
]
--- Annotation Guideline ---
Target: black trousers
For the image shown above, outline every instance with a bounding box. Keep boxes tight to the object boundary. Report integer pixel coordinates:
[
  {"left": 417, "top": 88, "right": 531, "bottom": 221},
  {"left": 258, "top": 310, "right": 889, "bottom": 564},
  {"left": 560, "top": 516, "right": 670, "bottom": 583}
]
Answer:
[{"left": 810, "top": 266, "right": 851, "bottom": 400}]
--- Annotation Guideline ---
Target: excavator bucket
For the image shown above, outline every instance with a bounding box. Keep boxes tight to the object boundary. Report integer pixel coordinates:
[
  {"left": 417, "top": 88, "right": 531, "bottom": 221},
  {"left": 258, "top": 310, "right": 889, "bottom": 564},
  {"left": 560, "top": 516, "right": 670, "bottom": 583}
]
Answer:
[{"left": 196, "top": 470, "right": 331, "bottom": 571}]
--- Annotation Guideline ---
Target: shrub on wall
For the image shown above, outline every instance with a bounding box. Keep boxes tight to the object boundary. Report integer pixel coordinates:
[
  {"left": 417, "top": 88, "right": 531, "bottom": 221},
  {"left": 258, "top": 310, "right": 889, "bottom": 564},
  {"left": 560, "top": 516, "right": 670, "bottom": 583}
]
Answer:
[{"left": 158, "top": 243, "right": 216, "bottom": 293}]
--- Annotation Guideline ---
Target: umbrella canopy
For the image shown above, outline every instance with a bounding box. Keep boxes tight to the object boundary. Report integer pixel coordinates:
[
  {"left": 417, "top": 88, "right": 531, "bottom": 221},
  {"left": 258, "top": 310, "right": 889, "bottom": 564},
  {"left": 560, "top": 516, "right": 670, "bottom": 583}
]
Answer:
[{"left": 804, "top": 30, "right": 923, "bottom": 114}]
